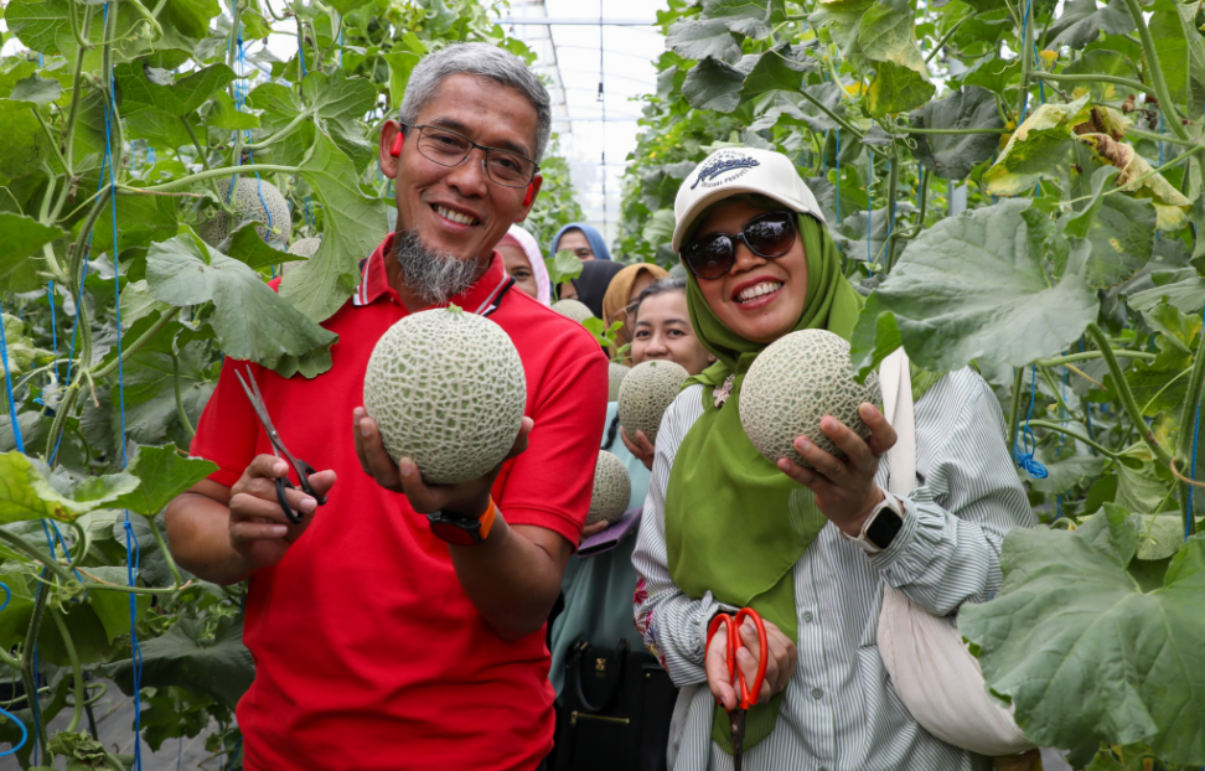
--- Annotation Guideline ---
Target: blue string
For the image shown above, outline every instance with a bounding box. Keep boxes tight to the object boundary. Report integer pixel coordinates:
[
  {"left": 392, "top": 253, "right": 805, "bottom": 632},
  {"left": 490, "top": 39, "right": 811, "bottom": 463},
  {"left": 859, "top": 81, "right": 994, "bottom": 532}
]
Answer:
[
  {"left": 1187, "top": 306, "right": 1205, "bottom": 541},
  {"left": 0, "top": 304, "right": 24, "bottom": 453},
  {"left": 1013, "top": 364, "right": 1049, "bottom": 478},
  {"left": 297, "top": 21, "right": 308, "bottom": 77},
  {"left": 0, "top": 581, "right": 29, "bottom": 758},
  {"left": 1019, "top": 0, "right": 1034, "bottom": 122}
]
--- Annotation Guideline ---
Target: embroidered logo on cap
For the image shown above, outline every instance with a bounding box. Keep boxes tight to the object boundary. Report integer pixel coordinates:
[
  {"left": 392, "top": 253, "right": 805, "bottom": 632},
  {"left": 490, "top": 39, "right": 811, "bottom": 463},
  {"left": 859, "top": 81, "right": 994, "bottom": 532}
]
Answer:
[{"left": 691, "top": 152, "right": 760, "bottom": 190}]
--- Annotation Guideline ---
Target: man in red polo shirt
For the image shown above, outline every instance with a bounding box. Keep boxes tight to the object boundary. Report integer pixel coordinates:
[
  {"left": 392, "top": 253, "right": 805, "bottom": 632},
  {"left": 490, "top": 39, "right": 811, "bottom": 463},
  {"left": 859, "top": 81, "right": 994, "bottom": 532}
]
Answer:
[{"left": 164, "top": 43, "right": 607, "bottom": 770}]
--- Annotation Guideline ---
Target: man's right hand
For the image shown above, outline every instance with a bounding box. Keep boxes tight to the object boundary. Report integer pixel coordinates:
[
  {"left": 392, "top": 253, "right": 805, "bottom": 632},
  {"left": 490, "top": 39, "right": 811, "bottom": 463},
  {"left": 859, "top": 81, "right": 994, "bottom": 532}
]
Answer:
[{"left": 228, "top": 454, "right": 337, "bottom": 572}]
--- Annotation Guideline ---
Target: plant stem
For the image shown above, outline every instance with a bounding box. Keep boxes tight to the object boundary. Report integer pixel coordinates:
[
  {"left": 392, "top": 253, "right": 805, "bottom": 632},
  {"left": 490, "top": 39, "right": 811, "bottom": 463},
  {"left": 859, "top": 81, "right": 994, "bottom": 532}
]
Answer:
[
  {"left": 1174, "top": 315, "right": 1205, "bottom": 536},
  {"left": 1026, "top": 418, "right": 1122, "bottom": 459},
  {"left": 924, "top": 14, "right": 972, "bottom": 65},
  {"left": 882, "top": 146, "right": 900, "bottom": 273},
  {"left": 1037, "top": 350, "right": 1157, "bottom": 366},
  {"left": 796, "top": 87, "right": 863, "bottom": 140},
  {"left": 148, "top": 515, "right": 184, "bottom": 588},
  {"left": 22, "top": 578, "right": 52, "bottom": 757},
  {"left": 171, "top": 342, "right": 196, "bottom": 437},
  {"left": 1007, "top": 366, "right": 1025, "bottom": 458},
  {"left": 1126, "top": 127, "right": 1199, "bottom": 147},
  {"left": 0, "top": 529, "right": 80, "bottom": 586},
  {"left": 1017, "top": 0, "right": 1034, "bottom": 121},
  {"left": 43, "top": 382, "right": 82, "bottom": 461},
  {"left": 49, "top": 609, "right": 85, "bottom": 733},
  {"left": 90, "top": 306, "right": 181, "bottom": 380},
  {"left": 129, "top": 164, "right": 299, "bottom": 193},
  {"left": 242, "top": 110, "right": 312, "bottom": 151},
  {"left": 183, "top": 118, "right": 212, "bottom": 172},
  {"left": 1034, "top": 72, "right": 1150, "bottom": 94},
  {"left": 1085, "top": 323, "right": 1174, "bottom": 468},
  {"left": 903, "top": 126, "right": 1007, "bottom": 136},
  {"left": 1121, "top": 0, "right": 1189, "bottom": 142}
]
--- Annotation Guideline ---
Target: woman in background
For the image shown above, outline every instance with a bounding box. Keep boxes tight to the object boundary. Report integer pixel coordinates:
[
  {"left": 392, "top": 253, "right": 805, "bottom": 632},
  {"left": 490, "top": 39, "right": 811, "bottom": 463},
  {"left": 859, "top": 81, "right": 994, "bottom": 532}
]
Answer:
[
  {"left": 559, "top": 259, "right": 624, "bottom": 318},
  {"left": 497, "top": 224, "right": 551, "bottom": 305},
  {"left": 602, "top": 263, "right": 670, "bottom": 361},
  {"left": 550, "top": 222, "right": 612, "bottom": 262}
]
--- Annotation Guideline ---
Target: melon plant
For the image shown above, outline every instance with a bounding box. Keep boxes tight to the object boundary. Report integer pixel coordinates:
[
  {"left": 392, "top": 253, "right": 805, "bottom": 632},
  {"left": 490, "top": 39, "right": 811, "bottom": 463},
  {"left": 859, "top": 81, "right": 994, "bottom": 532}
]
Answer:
[
  {"left": 588, "top": 450, "right": 631, "bottom": 526},
  {"left": 617, "top": 359, "right": 688, "bottom": 445},
  {"left": 551, "top": 298, "right": 594, "bottom": 323},
  {"left": 608, "top": 361, "right": 629, "bottom": 401},
  {"left": 739, "top": 329, "right": 880, "bottom": 468},
  {"left": 288, "top": 237, "right": 322, "bottom": 258},
  {"left": 362, "top": 305, "right": 526, "bottom": 484}
]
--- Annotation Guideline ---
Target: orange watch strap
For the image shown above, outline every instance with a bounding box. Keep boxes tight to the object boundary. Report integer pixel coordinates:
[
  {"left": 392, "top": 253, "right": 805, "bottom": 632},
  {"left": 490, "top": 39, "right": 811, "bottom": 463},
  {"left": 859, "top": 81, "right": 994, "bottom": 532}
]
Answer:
[{"left": 477, "top": 497, "right": 497, "bottom": 541}]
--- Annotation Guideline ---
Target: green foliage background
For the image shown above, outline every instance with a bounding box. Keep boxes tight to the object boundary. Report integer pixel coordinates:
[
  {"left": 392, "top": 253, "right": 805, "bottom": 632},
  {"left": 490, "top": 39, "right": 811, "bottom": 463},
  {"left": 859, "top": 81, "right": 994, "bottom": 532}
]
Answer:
[{"left": 1, "top": 0, "right": 1204, "bottom": 768}]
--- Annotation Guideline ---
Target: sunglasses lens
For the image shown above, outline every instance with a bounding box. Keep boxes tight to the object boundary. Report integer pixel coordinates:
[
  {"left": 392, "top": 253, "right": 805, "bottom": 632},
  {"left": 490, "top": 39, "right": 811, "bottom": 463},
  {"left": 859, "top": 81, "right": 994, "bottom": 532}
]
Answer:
[
  {"left": 745, "top": 214, "right": 795, "bottom": 257},
  {"left": 684, "top": 236, "right": 734, "bottom": 280}
]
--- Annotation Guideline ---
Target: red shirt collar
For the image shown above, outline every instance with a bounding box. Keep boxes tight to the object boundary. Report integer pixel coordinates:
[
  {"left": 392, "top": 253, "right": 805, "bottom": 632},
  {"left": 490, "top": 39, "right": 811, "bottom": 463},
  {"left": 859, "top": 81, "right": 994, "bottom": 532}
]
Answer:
[{"left": 354, "top": 233, "right": 512, "bottom": 314}]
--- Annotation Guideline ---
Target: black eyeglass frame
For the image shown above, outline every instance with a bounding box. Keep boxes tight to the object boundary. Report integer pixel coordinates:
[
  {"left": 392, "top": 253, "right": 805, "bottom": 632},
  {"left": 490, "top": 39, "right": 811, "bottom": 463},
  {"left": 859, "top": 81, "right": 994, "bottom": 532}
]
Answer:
[
  {"left": 680, "top": 210, "right": 798, "bottom": 280},
  {"left": 401, "top": 123, "right": 540, "bottom": 189}
]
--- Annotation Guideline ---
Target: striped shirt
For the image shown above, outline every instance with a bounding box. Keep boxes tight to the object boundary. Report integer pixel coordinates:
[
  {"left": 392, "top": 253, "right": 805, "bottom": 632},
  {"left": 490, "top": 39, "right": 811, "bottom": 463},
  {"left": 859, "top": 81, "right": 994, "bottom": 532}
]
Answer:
[{"left": 632, "top": 368, "right": 1035, "bottom": 771}]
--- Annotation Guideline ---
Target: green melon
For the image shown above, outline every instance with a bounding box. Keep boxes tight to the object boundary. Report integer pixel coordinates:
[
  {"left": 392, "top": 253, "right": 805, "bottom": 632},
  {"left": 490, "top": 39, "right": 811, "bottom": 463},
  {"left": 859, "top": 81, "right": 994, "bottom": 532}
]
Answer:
[
  {"left": 588, "top": 450, "right": 631, "bottom": 526},
  {"left": 551, "top": 298, "right": 595, "bottom": 324},
  {"left": 739, "top": 328, "right": 880, "bottom": 468},
  {"left": 617, "top": 359, "right": 688, "bottom": 445},
  {"left": 362, "top": 305, "right": 526, "bottom": 484},
  {"left": 198, "top": 177, "right": 291, "bottom": 247},
  {"left": 608, "top": 361, "right": 629, "bottom": 401}
]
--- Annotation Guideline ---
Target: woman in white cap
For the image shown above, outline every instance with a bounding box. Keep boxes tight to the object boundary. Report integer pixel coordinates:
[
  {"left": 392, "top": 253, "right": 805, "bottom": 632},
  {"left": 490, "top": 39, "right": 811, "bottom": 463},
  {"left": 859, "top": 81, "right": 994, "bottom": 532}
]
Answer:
[{"left": 631, "top": 146, "right": 1034, "bottom": 770}]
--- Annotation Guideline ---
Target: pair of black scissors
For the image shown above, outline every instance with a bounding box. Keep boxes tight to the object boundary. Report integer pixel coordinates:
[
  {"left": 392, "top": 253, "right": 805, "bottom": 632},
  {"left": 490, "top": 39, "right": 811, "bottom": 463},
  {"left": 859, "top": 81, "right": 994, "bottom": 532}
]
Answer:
[
  {"left": 706, "top": 607, "right": 768, "bottom": 771},
  {"left": 234, "top": 366, "right": 326, "bottom": 523}
]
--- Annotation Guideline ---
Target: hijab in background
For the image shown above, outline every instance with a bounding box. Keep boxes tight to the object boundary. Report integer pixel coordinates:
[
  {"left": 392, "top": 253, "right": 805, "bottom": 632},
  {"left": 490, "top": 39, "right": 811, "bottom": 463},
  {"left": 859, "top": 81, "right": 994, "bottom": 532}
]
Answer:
[
  {"left": 500, "top": 224, "right": 551, "bottom": 305},
  {"left": 550, "top": 223, "right": 612, "bottom": 261},
  {"left": 567, "top": 260, "right": 625, "bottom": 318},
  {"left": 601, "top": 263, "right": 671, "bottom": 355},
  {"left": 666, "top": 212, "right": 864, "bottom": 753}
]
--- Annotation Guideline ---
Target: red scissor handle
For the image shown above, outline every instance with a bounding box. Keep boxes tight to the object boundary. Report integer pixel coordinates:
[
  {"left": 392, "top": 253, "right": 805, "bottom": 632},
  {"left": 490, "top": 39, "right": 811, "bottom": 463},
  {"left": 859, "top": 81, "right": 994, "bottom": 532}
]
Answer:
[{"left": 706, "top": 607, "right": 768, "bottom": 711}]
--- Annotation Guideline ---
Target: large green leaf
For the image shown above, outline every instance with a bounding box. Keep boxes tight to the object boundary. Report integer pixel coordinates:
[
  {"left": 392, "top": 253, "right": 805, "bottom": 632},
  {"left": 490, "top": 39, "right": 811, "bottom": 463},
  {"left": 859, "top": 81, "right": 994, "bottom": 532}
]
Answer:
[
  {"left": 0, "top": 213, "right": 65, "bottom": 292},
  {"left": 866, "top": 61, "right": 934, "bottom": 117},
  {"left": 739, "top": 45, "right": 812, "bottom": 98},
  {"left": 111, "top": 444, "right": 217, "bottom": 518},
  {"left": 1150, "top": 3, "right": 1205, "bottom": 112},
  {"left": 146, "top": 232, "right": 337, "bottom": 377},
  {"left": 277, "top": 132, "right": 390, "bottom": 323},
  {"left": 105, "top": 615, "right": 254, "bottom": 709},
  {"left": 115, "top": 63, "right": 235, "bottom": 117},
  {"left": 0, "top": 451, "right": 139, "bottom": 524},
  {"left": 850, "top": 199, "right": 1099, "bottom": 374},
  {"left": 809, "top": 0, "right": 874, "bottom": 53},
  {"left": 1045, "top": 0, "right": 1134, "bottom": 48},
  {"left": 908, "top": 86, "right": 1003, "bottom": 180},
  {"left": 959, "top": 511, "right": 1205, "bottom": 765},
  {"left": 0, "top": 99, "right": 49, "bottom": 185},
  {"left": 666, "top": 18, "right": 742, "bottom": 63},
  {"left": 984, "top": 97, "right": 1088, "bottom": 196},
  {"left": 682, "top": 56, "right": 750, "bottom": 112},
  {"left": 857, "top": 1, "right": 926, "bottom": 71},
  {"left": 701, "top": 0, "right": 784, "bottom": 39}
]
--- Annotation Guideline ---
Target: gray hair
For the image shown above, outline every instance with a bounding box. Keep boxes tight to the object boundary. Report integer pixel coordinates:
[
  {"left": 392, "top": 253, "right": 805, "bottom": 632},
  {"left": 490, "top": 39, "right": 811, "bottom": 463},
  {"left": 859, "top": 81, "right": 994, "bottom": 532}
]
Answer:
[{"left": 399, "top": 42, "right": 552, "bottom": 162}]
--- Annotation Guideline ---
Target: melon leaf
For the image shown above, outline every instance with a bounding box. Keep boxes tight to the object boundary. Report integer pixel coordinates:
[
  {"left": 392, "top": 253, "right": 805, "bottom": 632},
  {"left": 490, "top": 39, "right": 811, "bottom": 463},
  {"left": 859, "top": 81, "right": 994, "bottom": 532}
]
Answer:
[{"left": 959, "top": 510, "right": 1205, "bottom": 766}]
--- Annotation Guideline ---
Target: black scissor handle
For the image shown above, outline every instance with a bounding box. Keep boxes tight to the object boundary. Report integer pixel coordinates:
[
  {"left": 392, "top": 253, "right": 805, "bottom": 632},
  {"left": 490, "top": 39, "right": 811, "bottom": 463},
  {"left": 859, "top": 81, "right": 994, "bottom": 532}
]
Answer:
[{"left": 275, "top": 460, "right": 326, "bottom": 524}]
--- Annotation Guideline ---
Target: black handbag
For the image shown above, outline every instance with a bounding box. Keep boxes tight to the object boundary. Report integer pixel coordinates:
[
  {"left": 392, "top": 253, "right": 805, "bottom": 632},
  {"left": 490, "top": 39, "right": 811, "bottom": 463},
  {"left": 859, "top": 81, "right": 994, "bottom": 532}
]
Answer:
[{"left": 549, "top": 638, "right": 677, "bottom": 771}]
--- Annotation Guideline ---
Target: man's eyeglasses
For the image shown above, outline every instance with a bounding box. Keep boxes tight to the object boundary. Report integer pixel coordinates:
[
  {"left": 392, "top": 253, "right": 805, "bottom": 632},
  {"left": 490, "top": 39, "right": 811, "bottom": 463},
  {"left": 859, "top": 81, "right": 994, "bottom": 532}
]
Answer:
[
  {"left": 681, "top": 210, "right": 797, "bottom": 280},
  {"left": 404, "top": 124, "right": 539, "bottom": 189}
]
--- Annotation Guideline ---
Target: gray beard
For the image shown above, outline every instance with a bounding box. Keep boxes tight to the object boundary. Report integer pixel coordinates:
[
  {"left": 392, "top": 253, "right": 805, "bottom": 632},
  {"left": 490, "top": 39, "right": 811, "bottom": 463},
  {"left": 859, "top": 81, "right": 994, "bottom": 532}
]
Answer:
[{"left": 391, "top": 229, "right": 481, "bottom": 306}]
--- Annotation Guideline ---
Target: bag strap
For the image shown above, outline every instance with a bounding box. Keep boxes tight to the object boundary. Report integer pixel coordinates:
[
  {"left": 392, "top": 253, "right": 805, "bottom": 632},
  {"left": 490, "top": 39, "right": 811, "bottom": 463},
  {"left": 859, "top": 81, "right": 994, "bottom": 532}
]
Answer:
[
  {"left": 879, "top": 348, "right": 916, "bottom": 498},
  {"left": 570, "top": 638, "right": 629, "bottom": 713}
]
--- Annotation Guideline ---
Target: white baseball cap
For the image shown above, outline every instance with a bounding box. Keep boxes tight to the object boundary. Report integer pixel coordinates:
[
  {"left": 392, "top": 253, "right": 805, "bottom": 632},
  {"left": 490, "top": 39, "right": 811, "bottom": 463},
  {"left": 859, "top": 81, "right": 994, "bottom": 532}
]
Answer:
[{"left": 671, "top": 146, "right": 825, "bottom": 252}]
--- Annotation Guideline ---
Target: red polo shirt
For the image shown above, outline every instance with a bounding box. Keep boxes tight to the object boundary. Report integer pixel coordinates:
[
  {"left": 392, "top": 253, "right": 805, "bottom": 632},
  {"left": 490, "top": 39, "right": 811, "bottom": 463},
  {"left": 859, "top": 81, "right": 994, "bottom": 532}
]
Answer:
[{"left": 189, "top": 235, "right": 607, "bottom": 770}]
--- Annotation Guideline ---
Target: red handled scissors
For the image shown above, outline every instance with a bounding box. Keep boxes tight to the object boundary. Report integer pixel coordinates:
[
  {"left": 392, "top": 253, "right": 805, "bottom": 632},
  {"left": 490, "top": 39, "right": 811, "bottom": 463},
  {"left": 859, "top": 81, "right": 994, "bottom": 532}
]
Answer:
[
  {"left": 706, "top": 607, "right": 768, "bottom": 771},
  {"left": 234, "top": 366, "right": 325, "bottom": 524}
]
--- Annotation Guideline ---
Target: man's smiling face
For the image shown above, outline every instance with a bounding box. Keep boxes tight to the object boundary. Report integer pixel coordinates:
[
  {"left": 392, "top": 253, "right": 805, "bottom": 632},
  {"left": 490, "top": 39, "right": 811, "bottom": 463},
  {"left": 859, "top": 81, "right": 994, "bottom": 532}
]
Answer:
[{"left": 381, "top": 73, "right": 540, "bottom": 271}]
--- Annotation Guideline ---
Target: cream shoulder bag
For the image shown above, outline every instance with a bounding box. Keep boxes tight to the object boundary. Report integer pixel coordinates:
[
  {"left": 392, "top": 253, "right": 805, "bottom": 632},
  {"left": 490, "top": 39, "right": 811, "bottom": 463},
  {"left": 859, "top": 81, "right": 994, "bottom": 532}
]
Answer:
[{"left": 876, "top": 349, "right": 1035, "bottom": 757}]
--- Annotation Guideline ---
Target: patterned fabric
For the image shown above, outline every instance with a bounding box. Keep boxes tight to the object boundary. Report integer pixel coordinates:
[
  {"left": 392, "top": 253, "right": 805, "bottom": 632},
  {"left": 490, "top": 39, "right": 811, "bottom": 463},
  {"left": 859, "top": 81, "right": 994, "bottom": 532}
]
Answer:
[{"left": 632, "top": 368, "right": 1035, "bottom": 771}]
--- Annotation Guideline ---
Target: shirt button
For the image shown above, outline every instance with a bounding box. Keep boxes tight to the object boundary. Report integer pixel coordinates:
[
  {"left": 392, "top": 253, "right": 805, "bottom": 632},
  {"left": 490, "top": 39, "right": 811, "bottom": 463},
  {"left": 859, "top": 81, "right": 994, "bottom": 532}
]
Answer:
[
  {"left": 811, "top": 687, "right": 824, "bottom": 701},
  {"left": 802, "top": 610, "right": 814, "bottom": 623}
]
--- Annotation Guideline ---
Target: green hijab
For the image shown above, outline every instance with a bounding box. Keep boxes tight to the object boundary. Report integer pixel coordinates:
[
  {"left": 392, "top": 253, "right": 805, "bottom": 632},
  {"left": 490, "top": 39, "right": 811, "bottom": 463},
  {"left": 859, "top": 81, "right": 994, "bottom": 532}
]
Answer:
[{"left": 664, "top": 212, "right": 864, "bottom": 753}]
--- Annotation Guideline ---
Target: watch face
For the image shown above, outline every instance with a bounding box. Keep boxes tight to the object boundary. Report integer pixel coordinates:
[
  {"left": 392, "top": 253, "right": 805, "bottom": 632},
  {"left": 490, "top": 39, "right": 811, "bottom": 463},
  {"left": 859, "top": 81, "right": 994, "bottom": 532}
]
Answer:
[
  {"left": 866, "top": 506, "right": 903, "bottom": 549},
  {"left": 428, "top": 515, "right": 482, "bottom": 545}
]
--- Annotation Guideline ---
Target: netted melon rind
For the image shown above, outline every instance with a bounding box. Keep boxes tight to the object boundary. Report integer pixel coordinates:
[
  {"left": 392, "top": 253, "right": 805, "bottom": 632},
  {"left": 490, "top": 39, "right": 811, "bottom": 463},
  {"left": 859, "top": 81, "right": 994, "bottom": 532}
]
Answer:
[
  {"left": 551, "top": 298, "right": 595, "bottom": 324},
  {"left": 362, "top": 307, "right": 526, "bottom": 484},
  {"left": 739, "top": 329, "right": 880, "bottom": 468},
  {"left": 230, "top": 177, "right": 291, "bottom": 244},
  {"left": 587, "top": 450, "right": 631, "bottom": 526},
  {"left": 608, "top": 361, "right": 629, "bottom": 401},
  {"left": 617, "top": 359, "right": 689, "bottom": 445}
]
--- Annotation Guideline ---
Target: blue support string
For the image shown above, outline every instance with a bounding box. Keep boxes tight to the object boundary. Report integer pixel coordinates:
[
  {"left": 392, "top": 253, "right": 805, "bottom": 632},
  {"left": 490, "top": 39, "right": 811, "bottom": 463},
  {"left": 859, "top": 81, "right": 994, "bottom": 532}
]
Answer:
[
  {"left": 1019, "top": 0, "right": 1034, "bottom": 123},
  {"left": 1013, "top": 364, "right": 1049, "bottom": 478},
  {"left": 1186, "top": 306, "right": 1205, "bottom": 541},
  {"left": 0, "top": 585, "right": 28, "bottom": 758},
  {"left": 1, "top": 304, "right": 24, "bottom": 452}
]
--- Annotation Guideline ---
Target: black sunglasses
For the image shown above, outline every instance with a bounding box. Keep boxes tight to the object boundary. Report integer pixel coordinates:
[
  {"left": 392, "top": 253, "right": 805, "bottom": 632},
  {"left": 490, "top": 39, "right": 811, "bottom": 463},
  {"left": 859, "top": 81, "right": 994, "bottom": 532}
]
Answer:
[{"left": 681, "top": 210, "right": 797, "bottom": 280}]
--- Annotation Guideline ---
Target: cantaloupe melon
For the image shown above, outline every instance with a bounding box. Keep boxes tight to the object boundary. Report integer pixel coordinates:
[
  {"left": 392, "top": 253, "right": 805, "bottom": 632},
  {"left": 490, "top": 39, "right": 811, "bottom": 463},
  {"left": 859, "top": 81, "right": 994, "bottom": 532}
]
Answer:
[
  {"left": 362, "top": 305, "right": 526, "bottom": 484},
  {"left": 551, "top": 298, "right": 594, "bottom": 324},
  {"left": 198, "top": 177, "right": 291, "bottom": 247},
  {"left": 617, "top": 359, "right": 688, "bottom": 445},
  {"left": 587, "top": 450, "right": 631, "bottom": 526},
  {"left": 608, "top": 361, "right": 629, "bottom": 401},
  {"left": 739, "top": 328, "right": 880, "bottom": 468}
]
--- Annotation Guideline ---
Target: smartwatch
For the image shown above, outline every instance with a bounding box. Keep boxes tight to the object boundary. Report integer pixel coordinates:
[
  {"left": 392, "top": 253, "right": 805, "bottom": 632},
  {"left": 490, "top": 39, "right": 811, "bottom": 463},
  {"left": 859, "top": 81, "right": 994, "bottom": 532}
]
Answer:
[
  {"left": 427, "top": 497, "right": 497, "bottom": 546},
  {"left": 844, "top": 492, "right": 905, "bottom": 554}
]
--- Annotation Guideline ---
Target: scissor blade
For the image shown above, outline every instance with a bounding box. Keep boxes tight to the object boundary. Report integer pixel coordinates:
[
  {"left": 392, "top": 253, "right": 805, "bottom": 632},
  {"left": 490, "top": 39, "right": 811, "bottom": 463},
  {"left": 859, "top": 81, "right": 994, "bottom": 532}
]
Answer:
[{"left": 732, "top": 709, "right": 746, "bottom": 771}]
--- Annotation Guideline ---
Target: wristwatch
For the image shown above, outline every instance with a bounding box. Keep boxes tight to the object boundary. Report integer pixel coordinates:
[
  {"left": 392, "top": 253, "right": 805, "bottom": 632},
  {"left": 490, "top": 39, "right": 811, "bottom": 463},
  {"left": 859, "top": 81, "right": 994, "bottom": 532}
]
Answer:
[
  {"left": 843, "top": 492, "right": 905, "bottom": 554},
  {"left": 427, "top": 497, "right": 498, "bottom": 546}
]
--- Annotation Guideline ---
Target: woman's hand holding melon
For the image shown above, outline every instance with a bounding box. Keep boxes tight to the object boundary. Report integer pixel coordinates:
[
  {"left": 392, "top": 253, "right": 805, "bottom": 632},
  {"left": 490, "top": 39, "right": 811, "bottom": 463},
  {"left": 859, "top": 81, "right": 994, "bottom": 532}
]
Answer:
[{"left": 775, "top": 403, "right": 897, "bottom": 536}]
